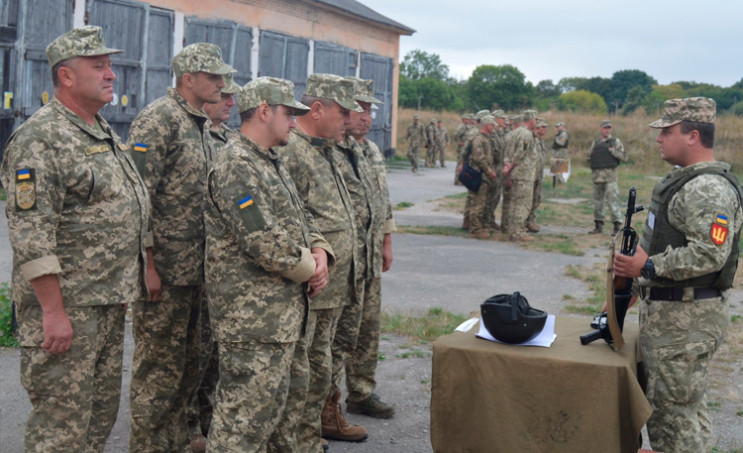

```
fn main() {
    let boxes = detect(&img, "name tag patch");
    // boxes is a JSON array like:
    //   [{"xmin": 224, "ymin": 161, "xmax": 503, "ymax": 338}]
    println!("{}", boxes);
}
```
[{"xmin": 84, "ymin": 144, "xmax": 111, "ymax": 156}]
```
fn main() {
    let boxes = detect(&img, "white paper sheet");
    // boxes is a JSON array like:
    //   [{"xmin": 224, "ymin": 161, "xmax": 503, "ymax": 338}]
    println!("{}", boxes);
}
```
[
  {"xmin": 476, "ymin": 314, "xmax": 556, "ymax": 347},
  {"xmin": 453, "ymin": 317, "xmax": 480, "ymax": 333}
]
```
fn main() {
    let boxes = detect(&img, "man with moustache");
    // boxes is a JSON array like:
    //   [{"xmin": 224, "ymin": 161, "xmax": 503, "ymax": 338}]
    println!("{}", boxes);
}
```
[
  {"xmin": 204, "ymin": 77, "xmax": 334, "ymax": 452},
  {"xmin": 127, "ymin": 42, "xmax": 235, "ymax": 451},
  {"xmin": 1, "ymin": 26, "xmax": 149, "ymax": 451}
]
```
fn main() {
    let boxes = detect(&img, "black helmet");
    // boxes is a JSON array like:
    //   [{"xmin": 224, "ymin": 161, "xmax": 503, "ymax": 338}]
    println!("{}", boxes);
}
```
[{"xmin": 481, "ymin": 292, "xmax": 547, "ymax": 344}]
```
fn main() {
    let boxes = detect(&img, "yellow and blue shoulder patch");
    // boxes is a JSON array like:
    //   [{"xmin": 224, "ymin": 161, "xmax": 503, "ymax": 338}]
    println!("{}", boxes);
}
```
[
  {"xmin": 133, "ymin": 143, "xmax": 148, "ymax": 153},
  {"xmin": 238, "ymin": 195, "xmax": 254, "ymax": 209},
  {"xmin": 15, "ymin": 168, "xmax": 36, "ymax": 211},
  {"xmin": 711, "ymin": 213, "xmax": 729, "ymax": 246},
  {"xmin": 16, "ymin": 168, "xmax": 31, "ymax": 181}
]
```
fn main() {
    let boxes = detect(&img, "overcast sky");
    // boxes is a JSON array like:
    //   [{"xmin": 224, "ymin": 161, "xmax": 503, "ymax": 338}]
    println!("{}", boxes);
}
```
[{"xmin": 362, "ymin": 0, "xmax": 743, "ymax": 88}]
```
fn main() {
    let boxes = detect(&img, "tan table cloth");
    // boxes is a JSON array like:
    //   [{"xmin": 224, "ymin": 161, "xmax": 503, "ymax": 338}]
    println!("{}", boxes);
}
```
[{"xmin": 431, "ymin": 316, "xmax": 651, "ymax": 453}]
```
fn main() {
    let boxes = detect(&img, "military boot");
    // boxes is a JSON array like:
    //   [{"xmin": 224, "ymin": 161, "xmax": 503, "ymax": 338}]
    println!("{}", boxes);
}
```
[
  {"xmin": 346, "ymin": 393, "xmax": 395, "ymax": 419},
  {"xmin": 461, "ymin": 216, "xmax": 470, "ymax": 231},
  {"xmin": 321, "ymin": 390, "xmax": 368, "ymax": 442},
  {"xmin": 613, "ymin": 221, "xmax": 622, "ymax": 235},
  {"xmin": 588, "ymin": 221, "xmax": 603, "ymax": 234}
]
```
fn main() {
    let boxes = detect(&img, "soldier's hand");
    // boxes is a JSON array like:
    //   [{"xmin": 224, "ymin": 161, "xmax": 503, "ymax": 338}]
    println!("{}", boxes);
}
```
[
  {"xmin": 146, "ymin": 248, "xmax": 162, "ymax": 302},
  {"xmin": 503, "ymin": 162, "xmax": 514, "ymax": 174},
  {"xmin": 41, "ymin": 309, "xmax": 73, "ymax": 354},
  {"xmin": 382, "ymin": 233, "xmax": 393, "ymax": 272},
  {"xmin": 613, "ymin": 246, "xmax": 647, "ymax": 278},
  {"xmin": 487, "ymin": 170, "xmax": 497, "ymax": 180},
  {"xmin": 308, "ymin": 248, "xmax": 329, "ymax": 297}
]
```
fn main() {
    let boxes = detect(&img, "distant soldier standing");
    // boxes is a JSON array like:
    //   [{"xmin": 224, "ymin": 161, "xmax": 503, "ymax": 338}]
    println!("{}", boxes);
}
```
[
  {"xmin": 1, "ymin": 26, "xmax": 149, "ymax": 451},
  {"xmin": 466, "ymin": 115, "xmax": 498, "ymax": 239},
  {"xmin": 614, "ymin": 97, "xmax": 743, "ymax": 453},
  {"xmin": 485, "ymin": 110, "xmax": 507, "ymax": 229},
  {"xmin": 127, "ymin": 43, "xmax": 235, "ymax": 452},
  {"xmin": 503, "ymin": 110, "xmax": 539, "ymax": 242},
  {"xmin": 550, "ymin": 121, "xmax": 570, "ymax": 184},
  {"xmin": 525, "ymin": 118, "xmax": 548, "ymax": 233},
  {"xmin": 434, "ymin": 119, "xmax": 450, "ymax": 167},
  {"xmin": 587, "ymin": 120, "xmax": 627, "ymax": 234},
  {"xmin": 453, "ymin": 113, "xmax": 471, "ymax": 184},
  {"xmin": 405, "ymin": 114, "xmax": 426, "ymax": 172},
  {"xmin": 425, "ymin": 118, "xmax": 436, "ymax": 167}
]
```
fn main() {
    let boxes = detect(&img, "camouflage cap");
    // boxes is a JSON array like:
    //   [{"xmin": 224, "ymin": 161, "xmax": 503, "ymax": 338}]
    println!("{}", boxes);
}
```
[
  {"xmin": 600, "ymin": 119, "xmax": 612, "ymax": 128},
  {"xmin": 537, "ymin": 118, "xmax": 548, "ymax": 128},
  {"xmin": 462, "ymin": 113, "xmax": 474, "ymax": 120},
  {"xmin": 238, "ymin": 77, "xmax": 310, "ymax": 115},
  {"xmin": 172, "ymin": 43, "xmax": 236, "ymax": 78},
  {"xmin": 555, "ymin": 121, "xmax": 565, "ymax": 127},
  {"xmin": 347, "ymin": 77, "xmax": 382, "ymax": 104},
  {"xmin": 475, "ymin": 109, "xmax": 491, "ymax": 119},
  {"xmin": 491, "ymin": 109, "xmax": 506, "ymax": 119},
  {"xmin": 46, "ymin": 26, "xmax": 123, "ymax": 68},
  {"xmin": 649, "ymin": 97, "xmax": 716, "ymax": 128},
  {"xmin": 480, "ymin": 115, "xmax": 496, "ymax": 126},
  {"xmin": 522, "ymin": 110, "xmax": 538, "ymax": 120},
  {"xmin": 414, "ymin": 114, "xmax": 420, "ymax": 119},
  {"xmin": 304, "ymin": 73, "xmax": 362, "ymax": 112},
  {"xmin": 221, "ymin": 74, "xmax": 241, "ymax": 94},
  {"xmin": 430, "ymin": 118, "xmax": 436, "ymax": 123},
  {"xmin": 511, "ymin": 114, "xmax": 524, "ymax": 123}
]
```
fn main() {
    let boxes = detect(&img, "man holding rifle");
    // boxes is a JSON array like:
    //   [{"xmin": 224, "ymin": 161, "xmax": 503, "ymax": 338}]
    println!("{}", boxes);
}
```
[{"xmin": 614, "ymin": 97, "xmax": 743, "ymax": 453}]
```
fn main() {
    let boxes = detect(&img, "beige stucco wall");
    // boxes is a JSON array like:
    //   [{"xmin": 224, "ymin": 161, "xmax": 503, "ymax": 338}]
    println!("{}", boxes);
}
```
[{"xmin": 145, "ymin": 0, "xmax": 403, "ymax": 143}]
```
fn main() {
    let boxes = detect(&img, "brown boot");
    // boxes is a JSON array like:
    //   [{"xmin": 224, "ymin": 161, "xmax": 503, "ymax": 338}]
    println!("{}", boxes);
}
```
[
  {"xmin": 321, "ymin": 390, "xmax": 368, "ymax": 442},
  {"xmin": 588, "ymin": 221, "xmax": 603, "ymax": 234},
  {"xmin": 613, "ymin": 221, "xmax": 622, "ymax": 235},
  {"xmin": 526, "ymin": 223, "xmax": 540, "ymax": 233},
  {"xmin": 462, "ymin": 217, "xmax": 470, "ymax": 231},
  {"xmin": 471, "ymin": 229, "xmax": 492, "ymax": 240}
]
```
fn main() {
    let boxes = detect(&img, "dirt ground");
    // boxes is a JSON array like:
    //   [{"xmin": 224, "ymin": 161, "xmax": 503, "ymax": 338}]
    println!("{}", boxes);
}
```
[{"xmin": 1, "ymin": 161, "xmax": 742, "ymax": 452}]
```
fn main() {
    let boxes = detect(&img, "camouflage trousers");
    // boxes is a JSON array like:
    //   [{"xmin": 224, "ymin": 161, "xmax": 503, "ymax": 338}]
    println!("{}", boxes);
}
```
[
  {"xmin": 526, "ymin": 173, "xmax": 543, "ymax": 226},
  {"xmin": 501, "ymin": 182, "xmax": 512, "ymax": 231},
  {"xmin": 130, "ymin": 284, "xmax": 205, "ymax": 453},
  {"xmin": 592, "ymin": 180, "xmax": 622, "ymax": 223},
  {"xmin": 639, "ymin": 295, "xmax": 729, "ymax": 453},
  {"xmin": 19, "ymin": 303, "xmax": 126, "ymax": 453},
  {"xmin": 406, "ymin": 145, "xmax": 420, "ymax": 171},
  {"xmin": 270, "ymin": 310, "xmax": 316, "ymax": 452},
  {"xmin": 334, "ymin": 277, "xmax": 383, "ymax": 402},
  {"xmin": 425, "ymin": 145, "xmax": 435, "ymax": 167},
  {"xmin": 462, "ymin": 190, "xmax": 472, "ymax": 226},
  {"xmin": 504, "ymin": 178, "xmax": 534, "ymax": 238},
  {"xmin": 206, "ymin": 340, "xmax": 295, "ymax": 452},
  {"xmin": 454, "ymin": 145, "xmax": 464, "ymax": 184},
  {"xmin": 435, "ymin": 144, "xmax": 446, "ymax": 167},
  {"xmin": 485, "ymin": 167, "xmax": 503, "ymax": 226},
  {"xmin": 188, "ymin": 298, "xmax": 218, "ymax": 438},
  {"xmin": 296, "ymin": 307, "xmax": 343, "ymax": 453},
  {"xmin": 469, "ymin": 179, "xmax": 492, "ymax": 233}
]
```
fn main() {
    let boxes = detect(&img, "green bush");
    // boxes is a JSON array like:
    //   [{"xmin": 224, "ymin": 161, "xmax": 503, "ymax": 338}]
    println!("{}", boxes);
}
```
[{"xmin": 0, "ymin": 282, "xmax": 19, "ymax": 347}]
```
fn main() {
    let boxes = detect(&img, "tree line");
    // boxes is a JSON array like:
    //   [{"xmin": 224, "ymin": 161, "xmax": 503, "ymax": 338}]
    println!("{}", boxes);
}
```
[{"xmin": 399, "ymin": 49, "xmax": 743, "ymax": 115}]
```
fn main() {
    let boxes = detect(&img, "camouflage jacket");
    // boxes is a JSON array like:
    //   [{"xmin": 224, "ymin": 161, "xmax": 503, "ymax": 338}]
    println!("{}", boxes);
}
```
[
  {"xmin": 536, "ymin": 138, "xmax": 547, "ymax": 178},
  {"xmin": 406, "ymin": 122, "xmax": 426, "ymax": 147},
  {"xmin": 205, "ymin": 134, "xmax": 334, "ymax": 343},
  {"xmin": 281, "ymin": 128, "xmax": 357, "ymax": 309},
  {"xmin": 128, "ymin": 88, "xmax": 214, "ymax": 286},
  {"xmin": 504, "ymin": 126, "xmax": 538, "ymax": 181},
  {"xmin": 435, "ymin": 127, "xmax": 450, "ymax": 148},
  {"xmin": 588, "ymin": 135, "xmax": 626, "ymax": 183},
  {"xmin": 454, "ymin": 123, "xmax": 467, "ymax": 145},
  {"xmin": 210, "ymin": 124, "xmax": 238, "ymax": 148},
  {"xmin": 490, "ymin": 128, "xmax": 506, "ymax": 169},
  {"xmin": 425, "ymin": 123, "xmax": 436, "ymax": 147},
  {"xmin": 468, "ymin": 132, "xmax": 494, "ymax": 177},
  {"xmin": 2, "ymin": 97, "xmax": 149, "ymax": 308}
]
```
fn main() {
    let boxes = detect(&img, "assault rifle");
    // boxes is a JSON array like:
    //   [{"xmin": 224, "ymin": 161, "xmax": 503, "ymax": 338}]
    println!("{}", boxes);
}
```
[{"xmin": 580, "ymin": 187, "xmax": 643, "ymax": 351}]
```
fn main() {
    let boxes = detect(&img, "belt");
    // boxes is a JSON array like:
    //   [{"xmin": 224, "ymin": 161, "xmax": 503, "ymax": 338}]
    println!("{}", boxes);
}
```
[{"xmin": 642, "ymin": 287, "xmax": 721, "ymax": 301}]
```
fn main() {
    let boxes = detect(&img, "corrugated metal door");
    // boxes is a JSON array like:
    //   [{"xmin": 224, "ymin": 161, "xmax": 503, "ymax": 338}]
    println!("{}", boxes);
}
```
[
  {"xmin": 144, "ymin": 7, "xmax": 173, "ymax": 107},
  {"xmin": 185, "ymin": 17, "xmax": 252, "ymax": 128},
  {"xmin": 314, "ymin": 41, "xmax": 356, "ymax": 76},
  {"xmin": 259, "ymin": 30, "xmax": 308, "ymax": 100},
  {"xmin": 0, "ymin": 0, "xmax": 21, "ymax": 163},
  {"xmin": 360, "ymin": 53, "xmax": 393, "ymax": 156}
]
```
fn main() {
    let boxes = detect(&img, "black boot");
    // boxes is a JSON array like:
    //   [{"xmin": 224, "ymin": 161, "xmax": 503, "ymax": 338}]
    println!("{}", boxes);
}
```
[{"xmin": 588, "ymin": 221, "xmax": 603, "ymax": 234}]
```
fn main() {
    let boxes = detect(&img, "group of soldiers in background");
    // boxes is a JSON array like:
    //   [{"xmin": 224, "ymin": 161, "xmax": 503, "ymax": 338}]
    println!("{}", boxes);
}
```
[
  {"xmin": 2, "ymin": 26, "xmax": 395, "ymax": 453},
  {"xmin": 404, "ymin": 114, "xmax": 450, "ymax": 171}
]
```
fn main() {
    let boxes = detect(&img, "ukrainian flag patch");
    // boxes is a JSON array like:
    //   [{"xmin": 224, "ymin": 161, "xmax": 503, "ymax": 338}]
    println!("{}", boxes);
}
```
[
  {"xmin": 715, "ymin": 213, "xmax": 728, "ymax": 226},
  {"xmin": 133, "ymin": 143, "xmax": 148, "ymax": 153},
  {"xmin": 16, "ymin": 169, "xmax": 31, "ymax": 180},
  {"xmin": 238, "ymin": 195, "xmax": 254, "ymax": 209}
]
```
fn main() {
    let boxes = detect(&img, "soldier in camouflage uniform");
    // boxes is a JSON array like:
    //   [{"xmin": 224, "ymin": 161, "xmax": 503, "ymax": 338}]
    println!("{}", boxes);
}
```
[
  {"xmin": 525, "ymin": 118, "xmax": 548, "ymax": 233},
  {"xmin": 203, "ymin": 77, "xmax": 334, "ymax": 453},
  {"xmin": 186, "ymin": 74, "xmax": 241, "ymax": 451},
  {"xmin": 325, "ymin": 78, "xmax": 396, "ymax": 440},
  {"xmin": 614, "ymin": 97, "xmax": 743, "ymax": 453},
  {"xmin": 1, "ymin": 26, "xmax": 149, "ymax": 452},
  {"xmin": 503, "ymin": 110, "xmax": 539, "ymax": 242},
  {"xmin": 587, "ymin": 120, "xmax": 627, "ymax": 235},
  {"xmin": 405, "ymin": 114, "xmax": 426, "ymax": 172},
  {"xmin": 424, "ymin": 119, "xmax": 436, "ymax": 167},
  {"xmin": 453, "ymin": 113, "xmax": 471, "ymax": 185},
  {"xmin": 459, "ymin": 112, "xmax": 488, "ymax": 231},
  {"xmin": 127, "ymin": 42, "xmax": 235, "ymax": 452},
  {"xmin": 485, "ymin": 110, "xmax": 507, "ymax": 229},
  {"xmin": 274, "ymin": 73, "xmax": 364, "ymax": 452},
  {"xmin": 500, "ymin": 113, "xmax": 524, "ymax": 231},
  {"xmin": 434, "ymin": 119, "xmax": 450, "ymax": 167},
  {"xmin": 466, "ymin": 115, "xmax": 498, "ymax": 239}
]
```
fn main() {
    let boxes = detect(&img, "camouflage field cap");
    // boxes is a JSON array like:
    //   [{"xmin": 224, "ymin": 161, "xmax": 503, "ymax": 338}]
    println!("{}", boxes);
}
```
[
  {"xmin": 238, "ymin": 77, "xmax": 310, "ymax": 115},
  {"xmin": 172, "ymin": 43, "xmax": 236, "ymax": 78},
  {"xmin": 523, "ymin": 110, "xmax": 538, "ymax": 120},
  {"xmin": 537, "ymin": 118, "xmax": 548, "ymax": 128},
  {"xmin": 348, "ymin": 77, "xmax": 382, "ymax": 104},
  {"xmin": 511, "ymin": 113, "xmax": 523, "ymax": 123},
  {"xmin": 414, "ymin": 114, "xmax": 420, "ymax": 119},
  {"xmin": 46, "ymin": 26, "xmax": 123, "ymax": 68},
  {"xmin": 649, "ymin": 97, "xmax": 716, "ymax": 128},
  {"xmin": 475, "ymin": 109, "xmax": 491, "ymax": 119},
  {"xmin": 462, "ymin": 113, "xmax": 474, "ymax": 120},
  {"xmin": 555, "ymin": 121, "xmax": 565, "ymax": 127},
  {"xmin": 480, "ymin": 115, "xmax": 496, "ymax": 126},
  {"xmin": 304, "ymin": 73, "xmax": 362, "ymax": 112},
  {"xmin": 222, "ymin": 74, "xmax": 241, "ymax": 94},
  {"xmin": 600, "ymin": 119, "xmax": 612, "ymax": 128},
  {"xmin": 491, "ymin": 109, "xmax": 506, "ymax": 119}
]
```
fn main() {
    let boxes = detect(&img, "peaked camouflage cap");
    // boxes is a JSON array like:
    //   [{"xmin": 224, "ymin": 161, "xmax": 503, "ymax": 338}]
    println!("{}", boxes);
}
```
[
  {"xmin": 303, "ymin": 73, "xmax": 362, "ymax": 112},
  {"xmin": 537, "ymin": 118, "xmax": 548, "ymax": 127},
  {"xmin": 172, "ymin": 43, "xmax": 236, "ymax": 78},
  {"xmin": 522, "ymin": 110, "xmax": 538, "ymax": 120},
  {"xmin": 555, "ymin": 121, "xmax": 565, "ymax": 127},
  {"xmin": 46, "ymin": 26, "xmax": 123, "ymax": 68},
  {"xmin": 238, "ymin": 77, "xmax": 310, "ymax": 115},
  {"xmin": 221, "ymin": 74, "xmax": 241, "ymax": 94},
  {"xmin": 480, "ymin": 115, "xmax": 496, "ymax": 126},
  {"xmin": 511, "ymin": 113, "xmax": 523, "ymax": 123},
  {"xmin": 491, "ymin": 110, "xmax": 506, "ymax": 119},
  {"xmin": 347, "ymin": 76, "xmax": 382, "ymax": 104},
  {"xmin": 475, "ymin": 109, "xmax": 491, "ymax": 120},
  {"xmin": 649, "ymin": 97, "xmax": 716, "ymax": 128}
]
